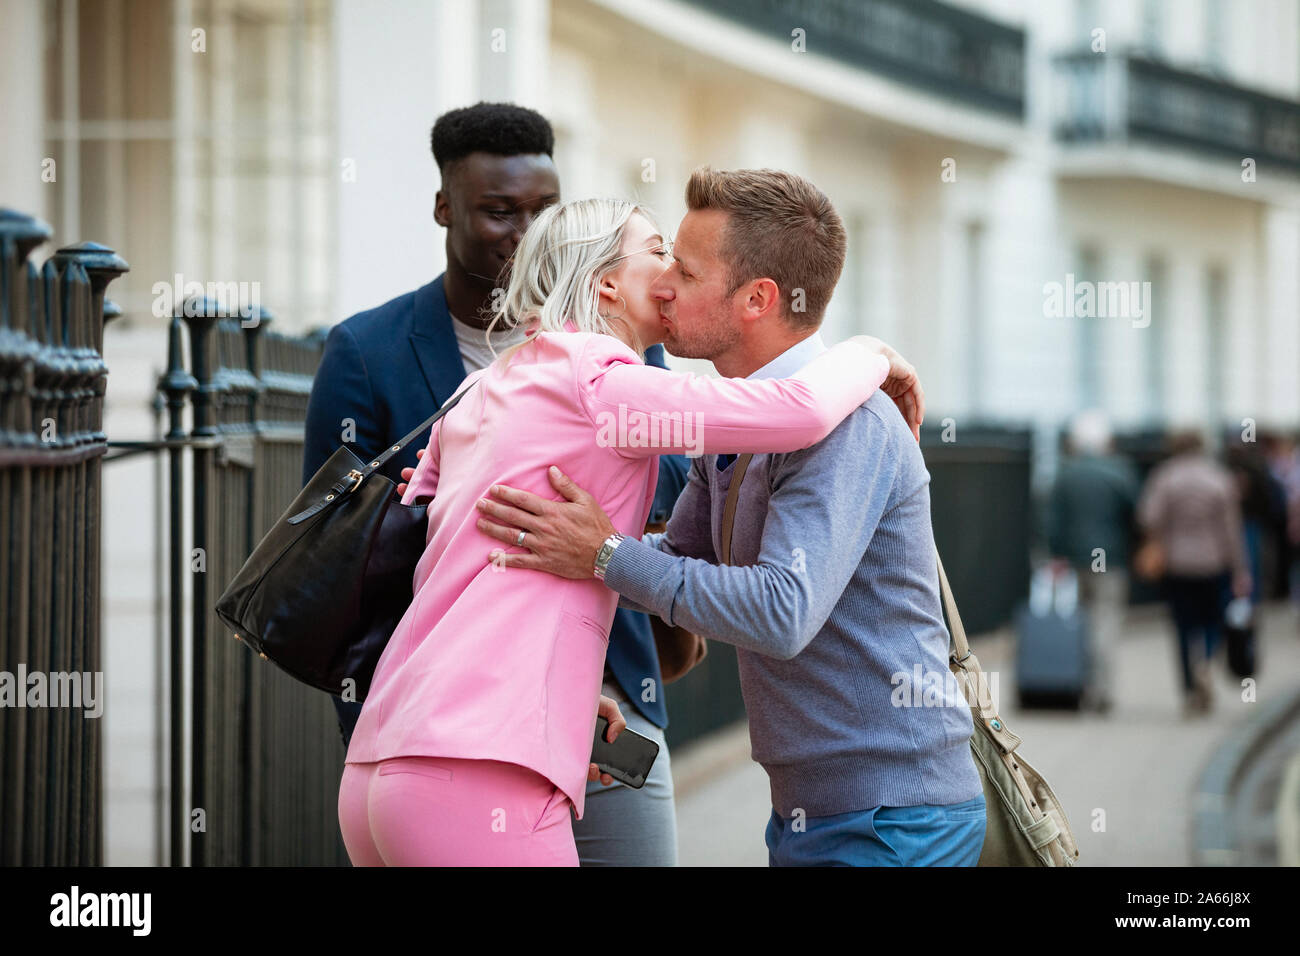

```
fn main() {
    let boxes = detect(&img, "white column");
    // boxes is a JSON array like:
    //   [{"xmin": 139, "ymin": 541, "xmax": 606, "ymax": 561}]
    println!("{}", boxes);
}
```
[
  {"xmin": 1100, "ymin": 247, "xmax": 1147, "ymax": 428},
  {"xmin": 1164, "ymin": 256, "xmax": 1206, "ymax": 428},
  {"xmin": 211, "ymin": 4, "xmax": 238, "ymax": 285},
  {"xmin": 934, "ymin": 210, "xmax": 967, "ymax": 418},
  {"xmin": 438, "ymin": 0, "xmax": 479, "ymax": 108},
  {"xmin": 867, "ymin": 204, "xmax": 903, "ymax": 352},
  {"xmin": 1262, "ymin": 206, "xmax": 1300, "ymax": 426},
  {"xmin": 478, "ymin": 0, "xmax": 551, "ymax": 109},
  {"xmin": 546, "ymin": 44, "xmax": 599, "ymax": 199},
  {"xmin": 1223, "ymin": 232, "xmax": 1261, "ymax": 430},
  {"xmin": 896, "ymin": 190, "xmax": 951, "ymax": 413},
  {"xmin": 0, "ymin": 0, "xmax": 49, "ymax": 221},
  {"xmin": 820, "ymin": 206, "xmax": 866, "ymax": 347},
  {"xmin": 333, "ymin": 0, "xmax": 474, "ymax": 319},
  {"xmin": 984, "ymin": 152, "xmax": 1063, "ymax": 428}
]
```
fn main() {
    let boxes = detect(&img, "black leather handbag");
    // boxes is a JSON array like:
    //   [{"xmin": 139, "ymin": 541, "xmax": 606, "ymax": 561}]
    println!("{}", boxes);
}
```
[{"xmin": 214, "ymin": 385, "xmax": 472, "ymax": 701}]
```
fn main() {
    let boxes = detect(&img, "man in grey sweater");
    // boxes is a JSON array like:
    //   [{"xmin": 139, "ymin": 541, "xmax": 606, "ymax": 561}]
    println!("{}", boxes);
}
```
[{"xmin": 476, "ymin": 167, "xmax": 986, "ymax": 866}]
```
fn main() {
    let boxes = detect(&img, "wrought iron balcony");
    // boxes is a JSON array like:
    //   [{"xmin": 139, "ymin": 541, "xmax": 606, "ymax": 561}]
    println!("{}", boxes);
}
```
[
  {"xmin": 1054, "ymin": 51, "xmax": 1300, "ymax": 171},
  {"xmin": 687, "ymin": 0, "xmax": 1025, "ymax": 116}
]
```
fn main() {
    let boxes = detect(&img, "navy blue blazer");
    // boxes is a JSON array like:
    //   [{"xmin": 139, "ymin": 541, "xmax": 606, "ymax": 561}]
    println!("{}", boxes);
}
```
[{"xmin": 302, "ymin": 274, "xmax": 687, "ymax": 742}]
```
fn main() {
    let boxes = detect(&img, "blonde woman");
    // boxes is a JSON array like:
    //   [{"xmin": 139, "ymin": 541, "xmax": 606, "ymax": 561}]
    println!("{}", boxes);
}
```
[{"xmin": 337, "ymin": 197, "xmax": 897, "ymax": 865}]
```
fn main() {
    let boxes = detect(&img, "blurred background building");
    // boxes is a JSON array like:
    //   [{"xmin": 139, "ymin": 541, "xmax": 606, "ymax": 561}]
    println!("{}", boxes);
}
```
[{"xmin": 3, "ymin": 0, "xmax": 1299, "ymax": 864}]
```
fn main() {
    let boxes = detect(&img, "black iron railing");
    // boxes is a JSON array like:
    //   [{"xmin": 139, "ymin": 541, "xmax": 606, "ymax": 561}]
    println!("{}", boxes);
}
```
[
  {"xmin": 107, "ymin": 298, "xmax": 344, "ymax": 866},
  {"xmin": 687, "ymin": 0, "xmax": 1026, "ymax": 116},
  {"xmin": 1054, "ymin": 51, "xmax": 1300, "ymax": 171},
  {"xmin": 0, "ymin": 208, "xmax": 127, "ymax": 865}
]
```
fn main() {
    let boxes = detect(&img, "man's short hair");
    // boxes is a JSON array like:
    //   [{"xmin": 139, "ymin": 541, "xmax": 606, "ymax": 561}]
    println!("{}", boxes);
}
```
[
  {"xmin": 430, "ymin": 102, "xmax": 555, "ymax": 174},
  {"xmin": 1168, "ymin": 429, "xmax": 1206, "ymax": 456},
  {"xmin": 685, "ymin": 167, "xmax": 846, "ymax": 330}
]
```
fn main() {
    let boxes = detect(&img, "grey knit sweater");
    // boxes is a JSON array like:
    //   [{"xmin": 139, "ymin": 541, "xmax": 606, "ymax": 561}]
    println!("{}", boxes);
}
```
[{"xmin": 603, "ymin": 388, "xmax": 983, "ymax": 817}]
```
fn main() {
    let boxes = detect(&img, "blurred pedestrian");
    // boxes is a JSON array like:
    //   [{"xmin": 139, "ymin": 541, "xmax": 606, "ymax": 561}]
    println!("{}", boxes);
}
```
[
  {"xmin": 1263, "ymin": 432, "xmax": 1300, "ymax": 611},
  {"xmin": 1046, "ymin": 410, "xmax": 1139, "ymax": 713},
  {"xmin": 1225, "ymin": 441, "xmax": 1286, "ymax": 604},
  {"xmin": 1137, "ymin": 430, "xmax": 1251, "ymax": 716}
]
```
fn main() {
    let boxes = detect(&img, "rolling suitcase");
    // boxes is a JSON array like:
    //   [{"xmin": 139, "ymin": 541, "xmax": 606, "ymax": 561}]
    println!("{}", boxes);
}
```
[{"xmin": 1015, "ymin": 563, "xmax": 1092, "ymax": 709}]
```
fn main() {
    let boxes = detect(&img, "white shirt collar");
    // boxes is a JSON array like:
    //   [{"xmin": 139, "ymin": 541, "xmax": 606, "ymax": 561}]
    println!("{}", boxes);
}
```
[{"xmin": 746, "ymin": 331, "xmax": 828, "ymax": 380}]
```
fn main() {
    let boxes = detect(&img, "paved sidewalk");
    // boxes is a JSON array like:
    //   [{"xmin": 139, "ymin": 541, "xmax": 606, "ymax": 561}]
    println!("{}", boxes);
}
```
[{"xmin": 671, "ymin": 602, "xmax": 1300, "ymax": 866}]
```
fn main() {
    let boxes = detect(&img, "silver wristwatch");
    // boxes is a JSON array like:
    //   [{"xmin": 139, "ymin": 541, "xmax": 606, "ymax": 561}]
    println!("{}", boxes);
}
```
[{"xmin": 593, "ymin": 532, "xmax": 625, "ymax": 580}]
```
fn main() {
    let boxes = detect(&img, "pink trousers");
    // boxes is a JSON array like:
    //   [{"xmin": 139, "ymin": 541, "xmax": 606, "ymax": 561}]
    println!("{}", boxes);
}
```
[{"xmin": 338, "ymin": 755, "xmax": 578, "ymax": 866}]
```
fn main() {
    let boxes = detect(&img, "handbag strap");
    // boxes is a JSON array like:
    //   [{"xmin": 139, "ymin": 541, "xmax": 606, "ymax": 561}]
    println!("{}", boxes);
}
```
[
  {"xmin": 938, "ymin": 550, "xmax": 1025, "ymax": 754},
  {"xmin": 719, "ymin": 453, "xmax": 753, "ymax": 565},
  {"xmin": 936, "ymin": 553, "xmax": 971, "ymax": 663},
  {"xmin": 287, "ymin": 382, "xmax": 475, "ymax": 525}
]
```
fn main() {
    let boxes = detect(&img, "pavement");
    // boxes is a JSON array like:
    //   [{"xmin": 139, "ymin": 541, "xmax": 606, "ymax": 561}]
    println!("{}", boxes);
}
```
[{"xmin": 669, "ymin": 600, "xmax": 1300, "ymax": 866}]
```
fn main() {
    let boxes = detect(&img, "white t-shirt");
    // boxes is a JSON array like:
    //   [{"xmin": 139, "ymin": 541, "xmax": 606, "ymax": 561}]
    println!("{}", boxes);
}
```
[{"xmin": 450, "ymin": 313, "xmax": 526, "ymax": 373}]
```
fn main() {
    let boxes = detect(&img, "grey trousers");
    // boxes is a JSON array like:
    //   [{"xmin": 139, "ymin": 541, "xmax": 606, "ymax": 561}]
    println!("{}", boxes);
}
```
[
  {"xmin": 1079, "ymin": 569, "xmax": 1127, "ymax": 708},
  {"xmin": 572, "ymin": 679, "xmax": 679, "ymax": 866}
]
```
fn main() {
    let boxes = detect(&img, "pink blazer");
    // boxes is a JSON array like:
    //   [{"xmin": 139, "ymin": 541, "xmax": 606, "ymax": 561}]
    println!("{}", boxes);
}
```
[{"xmin": 343, "ymin": 328, "xmax": 889, "ymax": 816}]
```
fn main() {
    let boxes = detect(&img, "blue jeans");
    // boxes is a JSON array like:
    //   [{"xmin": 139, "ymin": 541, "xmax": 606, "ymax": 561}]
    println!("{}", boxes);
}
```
[{"xmin": 765, "ymin": 793, "xmax": 986, "ymax": 866}]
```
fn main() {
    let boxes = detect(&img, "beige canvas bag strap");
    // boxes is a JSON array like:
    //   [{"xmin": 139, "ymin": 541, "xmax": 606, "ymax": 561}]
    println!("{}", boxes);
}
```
[
  {"xmin": 941, "ymin": 554, "xmax": 1019, "ymax": 749},
  {"xmin": 719, "ymin": 454, "xmax": 754, "ymax": 565},
  {"xmin": 939, "ymin": 552, "xmax": 1070, "ymax": 859},
  {"xmin": 937, "ymin": 551, "xmax": 1024, "ymax": 753},
  {"xmin": 936, "ymin": 554, "xmax": 971, "ymax": 663}
]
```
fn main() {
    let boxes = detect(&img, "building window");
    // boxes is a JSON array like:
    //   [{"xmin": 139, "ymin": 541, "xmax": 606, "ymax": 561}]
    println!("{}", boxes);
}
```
[
  {"xmin": 43, "ymin": 0, "xmax": 176, "ymax": 324},
  {"xmin": 41, "ymin": 0, "xmax": 335, "ymax": 331}
]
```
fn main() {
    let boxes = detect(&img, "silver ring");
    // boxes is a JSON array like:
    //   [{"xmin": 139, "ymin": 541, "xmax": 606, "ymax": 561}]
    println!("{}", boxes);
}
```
[{"xmin": 516, "ymin": 530, "xmax": 526, "ymax": 547}]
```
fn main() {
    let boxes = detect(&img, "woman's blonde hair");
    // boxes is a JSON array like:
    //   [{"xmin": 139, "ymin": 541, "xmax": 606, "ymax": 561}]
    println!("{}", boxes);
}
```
[{"xmin": 485, "ymin": 197, "xmax": 657, "ymax": 362}]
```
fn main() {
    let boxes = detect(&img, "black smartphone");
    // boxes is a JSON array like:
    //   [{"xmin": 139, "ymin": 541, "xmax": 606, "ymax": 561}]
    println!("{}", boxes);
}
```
[{"xmin": 591, "ymin": 715, "xmax": 660, "ymax": 789}]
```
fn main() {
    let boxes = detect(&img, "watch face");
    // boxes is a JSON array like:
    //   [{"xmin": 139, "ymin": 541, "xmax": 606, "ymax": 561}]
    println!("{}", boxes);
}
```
[{"xmin": 595, "ymin": 535, "xmax": 621, "ymax": 577}]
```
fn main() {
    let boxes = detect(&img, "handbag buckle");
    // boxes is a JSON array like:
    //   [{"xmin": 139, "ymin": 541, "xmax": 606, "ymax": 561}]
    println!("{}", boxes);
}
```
[{"xmin": 345, "ymin": 469, "xmax": 364, "ymax": 493}]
